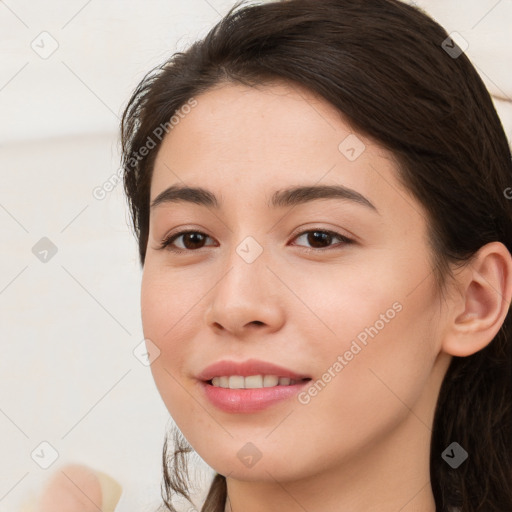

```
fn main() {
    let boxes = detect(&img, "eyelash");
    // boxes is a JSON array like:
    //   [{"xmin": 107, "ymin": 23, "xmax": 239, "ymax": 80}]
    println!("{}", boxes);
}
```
[{"xmin": 158, "ymin": 228, "xmax": 353, "ymax": 254}]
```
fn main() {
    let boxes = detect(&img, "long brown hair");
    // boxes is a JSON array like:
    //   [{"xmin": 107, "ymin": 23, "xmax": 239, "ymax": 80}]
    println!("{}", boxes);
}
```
[{"xmin": 120, "ymin": 1, "xmax": 512, "ymax": 510}]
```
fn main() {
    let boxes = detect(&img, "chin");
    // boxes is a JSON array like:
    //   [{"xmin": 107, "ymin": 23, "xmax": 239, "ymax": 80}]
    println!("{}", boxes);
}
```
[{"xmin": 204, "ymin": 451, "xmax": 310, "ymax": 483}]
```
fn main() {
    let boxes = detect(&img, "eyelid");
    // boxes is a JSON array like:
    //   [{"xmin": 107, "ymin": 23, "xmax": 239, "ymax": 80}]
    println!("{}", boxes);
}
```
[{"xmin": 288, "ymin": 224, "xmax": 354, "ymax": 242}]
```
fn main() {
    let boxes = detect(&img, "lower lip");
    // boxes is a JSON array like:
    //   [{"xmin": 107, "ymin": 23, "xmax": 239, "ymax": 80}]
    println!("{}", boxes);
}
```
[{"xmin": 200, "ymin": 380, "xmax": 311, "ymax": 413}]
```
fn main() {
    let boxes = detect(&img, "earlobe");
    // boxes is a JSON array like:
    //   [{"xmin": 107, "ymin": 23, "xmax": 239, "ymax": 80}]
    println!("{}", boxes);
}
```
[{"xmin": 442, "ymin": 241, "xmax": 512, "ymax": 357}]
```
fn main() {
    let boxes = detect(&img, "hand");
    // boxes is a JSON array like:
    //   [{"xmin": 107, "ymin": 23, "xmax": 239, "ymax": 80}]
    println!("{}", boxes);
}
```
[{"xmin": 35, "ymin": 463, "xmax": 122, "ymax": 512}]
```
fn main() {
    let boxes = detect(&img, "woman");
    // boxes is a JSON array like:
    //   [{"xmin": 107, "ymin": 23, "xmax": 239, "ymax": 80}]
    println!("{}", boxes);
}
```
[
  {"xmin": 34, "ymin": 0, "xmax": 512, "ymax": 511},
  {"xmin": 119, "ymin": 0, "xmax": 512, "ymax": 511}
]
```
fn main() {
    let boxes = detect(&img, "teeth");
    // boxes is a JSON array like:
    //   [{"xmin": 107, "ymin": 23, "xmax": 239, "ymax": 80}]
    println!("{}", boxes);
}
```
[
  {"xmin": 264, "ymin": 375, "xmax": 280, "ymax": 388},
  {"xmin": 210, "ymin": 375, "xmax": 300, "ymax": 389},
  {"xmin": 228, "ymin": 376, "xmax": 244, "ymax": 389}
]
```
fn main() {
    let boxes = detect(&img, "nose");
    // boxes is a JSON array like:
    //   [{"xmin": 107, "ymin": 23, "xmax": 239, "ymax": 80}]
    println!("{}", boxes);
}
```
[{"xmin": 204, "ymin": 249, "xmax": 285, "ymax": 338}]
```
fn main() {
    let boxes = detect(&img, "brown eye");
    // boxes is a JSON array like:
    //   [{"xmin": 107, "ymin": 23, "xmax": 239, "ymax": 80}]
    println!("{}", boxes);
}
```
[
  {"xmin": 160, "ymin": 231, "xmax": 214, "ymax": 252},
  {"xmin": 292, "ymin": 229, "xmax": 353, "ymax": 252}
]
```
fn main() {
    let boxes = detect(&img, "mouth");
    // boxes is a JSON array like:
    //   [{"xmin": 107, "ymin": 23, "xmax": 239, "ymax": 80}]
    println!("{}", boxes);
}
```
[{"xmin": 196, "ymin": 359, "xmax": 313, "ymax": 412}]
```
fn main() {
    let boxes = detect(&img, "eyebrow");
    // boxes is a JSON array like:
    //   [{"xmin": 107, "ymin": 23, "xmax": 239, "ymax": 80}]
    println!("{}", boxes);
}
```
[{"xmin": 150, "ymin": 183, "xmax": 379, "ymax": 213}]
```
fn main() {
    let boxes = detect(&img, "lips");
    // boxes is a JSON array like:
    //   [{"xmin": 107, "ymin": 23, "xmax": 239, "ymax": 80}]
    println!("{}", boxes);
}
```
[{"xmin": 196, "ymin": 358, "xmax": 311, "ymax": 382}]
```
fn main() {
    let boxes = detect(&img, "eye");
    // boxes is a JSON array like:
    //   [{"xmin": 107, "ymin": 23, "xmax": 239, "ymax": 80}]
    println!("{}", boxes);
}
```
[
  {"xmin": 158, "ymin": 228, "xmax": 353, "ymax": 254},
  {"xmin": 159, "ymin": 230, "xmax": 215, "ymax": 253},
  {"xmin": 290, "ymin": 229, "xmax": 353, "ymax": 252}
]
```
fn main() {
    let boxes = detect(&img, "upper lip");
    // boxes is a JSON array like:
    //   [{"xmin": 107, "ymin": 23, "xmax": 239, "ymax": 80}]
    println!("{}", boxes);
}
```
[{"xmin": 197, "ymin": 358, "xmax": 311, "ymax": 382}]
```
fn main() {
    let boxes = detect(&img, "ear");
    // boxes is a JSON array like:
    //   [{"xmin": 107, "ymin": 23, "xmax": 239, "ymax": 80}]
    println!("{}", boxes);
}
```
[{"xmin": 441, "ymin": 241, "xmax": 512, "ymax": 357}]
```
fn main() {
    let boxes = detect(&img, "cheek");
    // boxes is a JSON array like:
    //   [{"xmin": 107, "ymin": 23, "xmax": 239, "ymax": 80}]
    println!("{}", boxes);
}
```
[
  {"xmin": 299, "ymin": 270, "xmax": 439, "ymax": 445},
  {"xmin": 140, "ymin": 263, "xmax": 203, "ymax": 346},
  {"xmin": 292, "ymin": 252, "xmax": 439, "ymax": 426},
  {"xmin": 140, "ymin": 267, "xmax": 198, "ymax": 412}
]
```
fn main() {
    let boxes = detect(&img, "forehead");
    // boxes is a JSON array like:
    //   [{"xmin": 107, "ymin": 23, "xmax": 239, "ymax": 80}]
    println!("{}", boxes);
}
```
[
  {"xmin": 150, "ymin": 81, "xmax": 416, "ymax": 219},
  {"xmin": 154, "ymin": 80, "xmax": 358, "ymax": 163}
]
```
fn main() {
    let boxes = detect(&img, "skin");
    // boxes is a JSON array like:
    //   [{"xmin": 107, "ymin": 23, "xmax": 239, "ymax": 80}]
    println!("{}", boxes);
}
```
[
  {"xmin": 141, "ymin": 81, "xmax": 512, "ymax": 512},
  {"xmin": 35, "ymin": 463, "xmax": 123, "ymax": 511},
  {"xmin": 36, "ymin": 464, "xmax": 103, "ymax": 512}
]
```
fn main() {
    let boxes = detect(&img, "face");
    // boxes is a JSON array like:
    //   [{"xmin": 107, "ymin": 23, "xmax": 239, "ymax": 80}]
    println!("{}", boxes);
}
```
[{"xmin": 141, "ymin": 81, "xmax": 449, "ymax": 483}]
